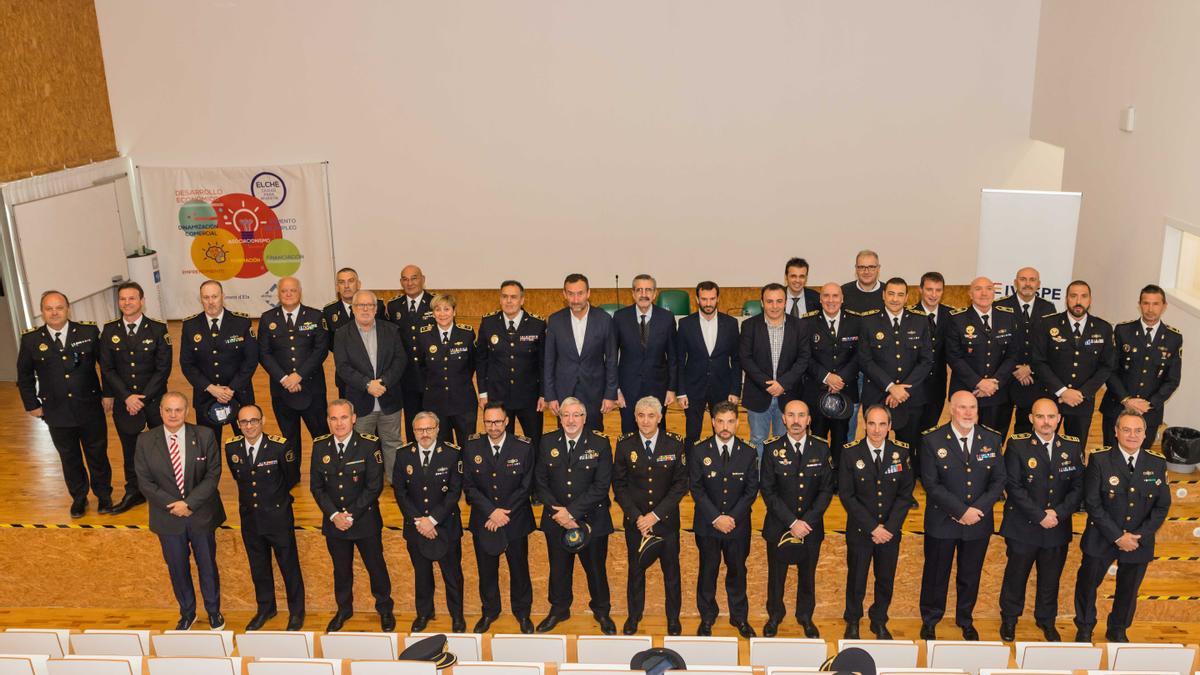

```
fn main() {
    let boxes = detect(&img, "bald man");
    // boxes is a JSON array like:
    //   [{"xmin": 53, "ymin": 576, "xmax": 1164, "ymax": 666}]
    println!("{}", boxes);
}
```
[
  {"xmin": 258, "ymin": 277, "xmax": 330, "ymax": 455},
  {"xmin": 385, "ymin": 264, "xmax": 436, "ymax": 442},
  {"xmin": 945, "ymin": 277, "xmax": 1020, "ymax": 433},
  {"xmin": 995, "ymin": 267, "xmax": 1056, "ymax": 435}
]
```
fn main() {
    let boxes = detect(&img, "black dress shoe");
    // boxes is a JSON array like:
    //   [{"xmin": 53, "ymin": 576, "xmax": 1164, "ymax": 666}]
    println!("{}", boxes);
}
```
[
  {"xmin": 667, "ymin": 620, "xmax": 682, "ymax": 636},
  {"xmin": 1105, "ymin": 628, "xmax": 1129, "ymax": 643},
  {"xmin": 381, "ymin": 612, "xmax": 397, "ymax": 632},
  {"xmin": 410, "ymin": 615, "xmax": 429, "ymax": 633},
  {"xmin": 111, "ymin": 493, "xmax": 145, "ymax": 515},
  {"xmin": 536, "ymin": 614, "xmax": 566, "ymax": 633},
  {"xmin": 870, "ymin": 621, "xmax": 893, "ymax": 640},
  {"xmin": 208, "ymin": 613, "xmax": 225, "ymax": 631},
  {"xmin": 920, "ymin": 623, "xmax": 937, "ymax": 640},
  {"xmin": 70, "ymin": 496, "xmax": 87, "ymax": 519},
  {"xmin": 622, "ymin": 618, "xmax": 639, "ymax": 635},
  {"xmin": 844, "ymin": 621, "xmax": 860, "ymax": 639},
  {"xmin": 763, "ymin": 621, "xmax": 779, "ymax": 638},
  {"xmin": 97, "ymin": 499, "xmax": 115, "ymax": 515},
  {"xmin": 1074, "ymin": 628, "xmax": 1093, "ymax": 643},
  {"xmin": 474, "ymin": 615, "xmax": 498, "ymax": 633},
  {"xmin": 175, "ymin": 614, "xmax": 196, "ymax": 631},
  {"xmin": 961, "ymin": 624, "xmax": 979, "ymax": 641},
  {"xmin": 800, "ymin": 620, "xmax": 820, "ymax": 638},
  {"xmin": 286, "ymin": 614, "xmax": 304, "ymax": 631},
  {"xmin": 1037, "ymin": 622, "xmax": 1061, "ymax": 642},
  {"xmin": 517, "ymin": 616, "xmax": 535, "ymax": 634},
  {"xmin": 451, "ymin": 616, "xmax": 466, "ymax": 633},
  {"xmin": 597, "ymin": 615, "xmax": 617, "ymax": 635},
  {"xmin": 697, "ymin": 621, "xmax": 713, "ymax": 636},
  {"xmin": 734, "ymin": 621, "xmax": 756, "ymax": 638},
  {"xmin": 245, "ymin": 608, "xmax": 277, "ymax": 631},
  {"xmin": 1000, "ymin": 620, "xmax": 1016, "ymax": 642},
  {"xmin": 326, "ymin": 611, "xmax": 352, "ymax": 632}
]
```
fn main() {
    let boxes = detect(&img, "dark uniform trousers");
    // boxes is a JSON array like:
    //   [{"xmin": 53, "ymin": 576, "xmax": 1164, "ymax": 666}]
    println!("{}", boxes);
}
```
[
  {"xmin": 1032, "ymin": 313, "xmax": 1116, "ymax": 450},
  {"xmin": 476, "ymin": 537, "xmax": 532, "ymax": 619},
  {"xmin": 919, "ymin": 424, "xmax": 1006, "ymax": 627},
  {"xmin": 613, "ymin": 432, "xmax": 688, "ymax": 623},
  {"xmin": 1074, "ymin": 448, "xmax": 1170, "ymax": 633},
  {"xmin": 258, "ymin": 305, "xmax": 331, "ymax": 457},
  {"xmin": 416, "ymin": 323, "xmax": 478, "ymax": 447},
  {"xmin": 405, "ymin": 536, "xmax": 465, "ymax": 620},
  {"xmin": 695, "ymin": 534, "xmax": 750, "ymax": 622},
  {"xmin": 179, "ymin": 312, "xmax": 259, "ymax": 444},
  {"xmin": 690, "ymin": 436, "xmax": 758, "ymax": 624},
  {"xmin": 310, "ymin": 432, "xmax": 393, "ymax": 616},
  {"xmin": 386, "ymin": 293, "xmax": 436, "ymax": 442},
  {"xmin": 476, "ymin": 310, "xmax": 548, "ymax": 449},
  {"xmin": 760, "ymin": 435, "xmax": 835, "ymax": 624},
  {"xmin": 839, "ymin": 439, "xmax": 915, "ymax": 624},
  {"xmin": 18, "ymin": 323, "xmax": 113, "ymax": 500},
  {"xmin": 998, "ymin": 433, "xmax": 1083, "ymax": 625},
  {"xmin": 394, "ymin": 441, "xmax": 465, "ymax": 620},
  {"xmin": 1100, "ymin": 320, "xmax": 1183, "ymax": 449},
  {"xmin": 803, "ymin": 310, "xmax": 862, "ymax": 469},
  {"xmin": 226, "ymin": 434, "xmax": 305, "ymax": 616},
  {"xmin": 857, "ymin": 310, "xmax": 933, "ymax": 464},
  {"xmin": 536, "ymin": 430, "xmax": 615, "ymax": 618}
]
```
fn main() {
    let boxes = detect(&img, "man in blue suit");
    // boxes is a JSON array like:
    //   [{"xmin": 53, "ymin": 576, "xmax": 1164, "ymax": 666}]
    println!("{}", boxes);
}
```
[
  {"xmin": 614, "ymin": 274, "xmax": 678, "ymax": 434},
  {"xmin": 676, "ymin": 281, "xmax": 741, "ymax": 449},
  {"xmin": 544, "ymin": 273, "xmax": 619, "ymax": 433}
]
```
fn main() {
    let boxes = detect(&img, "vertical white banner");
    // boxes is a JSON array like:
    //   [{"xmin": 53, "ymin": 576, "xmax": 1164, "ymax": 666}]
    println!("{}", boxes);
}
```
[
  {"xmin": 977, "ymin": 189, "xmax": 1082, "ymax": 311},
  {"xmin": 138, "ymin": 163, "xmax": 334, "ymax": 319}
]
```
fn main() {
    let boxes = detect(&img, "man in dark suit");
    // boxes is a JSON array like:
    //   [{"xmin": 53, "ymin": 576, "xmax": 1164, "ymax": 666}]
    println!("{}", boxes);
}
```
[
  {"xmin": 393, "ymin": 411, "xmax": 466, "ymax": 633},
  {"xmin": 613, "ymin": 274, "xmax": 678, "ymax": 434},
  {"xmin": 760, "ymin": 400, "xmax": 835, "ymax": 639},
  {"xmin": 690, "ymin": 401, "xmax": 759, "ymax": 638},
  {"xmin": 476, "ymin": 280, "xmax": 547, "ymax": 447},
  {"xmin": 17, "ymin": 290, "xmax": 112, "ymax": 518},
  {"xmin": 740, "ymin": 283, "xmax": 811, "ymax": 458},
  {"xmin": 995, "ymin": 267, "xmax": 1057, "ymax": 436},
  {"xmin": 945, "ymin": 277, "xmax": 1020, "ymax": 432},
  {"xmin": 859, "ymin": 277, "xmax": 934, "ymax": 458},
  {"xmin": 911, "ymin": 272, "xmax": 955, "ymax": 433},
  {"xmin": 675, "ymin": 281, "xmax": 741, "ymax": 450},
  {"xmin": 225, "ymin": 404, "xmax": 305, "ymax": 631},
  {"xmin": 785, "ymin": 257, "xmax": 821, "ymax": 318},
  {"xmin": 100, "ymin": 281, "xmax": 172, "ymax": 514},
  {"xmin": 179, "ymin": 280, "xmax": 257, "ymax": 442},
  {"xmin": 463, "ymin": 403, "xmax": 536, "ymax": 634},
  {"xmin": 134, "ymin": 392, "xmax": 226, "ymax": 631},
  {"xmin": 385, "ymin": 264, "xmax": 436, "ymax": 441},
  {"xmin": 613, "ymin": 397, "xmax": 688, "ymax": 636},
  {"xmin": 838, "ymin": 405, "xmax": 915, "ymax": 640},
  {"xmin": 533, "ymin": 397, "xmax": 616, "ymax": 634},
  {"xmin": 334, "ymin": 290, "xmax": 406, "ymax": 484},
  {"xmin": 1075, "ymin": 411, "xmax": 1171, "ymax": 642},
  {"xmin": 1032, "ymin": 280, "xmax": 1116, "ymax": 450},
  {"xmin": 257, "ymin": 277, "xmax": 329, "ymax": 456},
  {"xmin": 918, "ymin": 391, "xmax": 1006, "ymax": 641},
  {"xmin": 323, "ymin": 267, "xmax": 386, "ymax": 399},
  {"xmin": 1101, "ymin": 285, "xmax": 1184, "ymax": 449},
  {"xmin": 998, "ymin": 398, "xmax": 1083, "ymax": 642},
  {"xmin": 310, "ymin": 399, "xmax": 394, "ymax": 632},
  {"xmin": 803, "ymin": 282, "xmax": 862, "ymax": 466},
  {"xmin": 543, "ymin": 274, "xmax": 618, "ymax": 433},
  {"xmin": 415, "ymin": 294, "xmax": 478, "ymax": 446}
]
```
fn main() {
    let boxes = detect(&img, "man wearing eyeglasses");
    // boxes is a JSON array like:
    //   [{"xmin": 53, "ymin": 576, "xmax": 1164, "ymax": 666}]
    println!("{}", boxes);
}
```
[
  {"xmin": 323, "ymin": 268, "xmax": 386, "ymax": 398},
  {"xmin": 841, "ymin": 250, "xmax": 885, "ymax": 314},
  {"xmin": 225, "ymin": 404, "xmax": 305, "ymax": 631}
]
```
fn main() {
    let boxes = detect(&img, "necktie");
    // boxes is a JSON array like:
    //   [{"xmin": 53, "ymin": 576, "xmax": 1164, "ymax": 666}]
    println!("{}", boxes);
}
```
[
  {"xmin": 1072, "ymin": 322, "xmax": 1082, "ymax": 338},
  {"xmin": 829, "ymin": 319, "xmax": 836, "ymax": 335},
  {"xmin": 794, "ymin": 441, "xmax": 803, "ymax": 460},
  {"xmin": 127, "ymin": 323, "xmax": 136, "ymax": 337},
  {"xmin": 873, "ymin": 449, "xmax": 883, "ymax": 472},
  {"xmin": 422, "ymin": 450, "xmax": 431, "ymax": 468},
  {"xmin": 168, "ymin": 433, "xmax": 185, "ymax": 495},
  {"xmin": 928, "ymin": 313, "xmax": 936, "ymax": 328},
  {"xmin": 508, "ymin": 319, "xmax": 516, "ymax": 334},
  {"xmin": 644, "ymin": 438, "xmax": 652, "ymax": 458},
  {"xmin": 639, "ymin": 314, "xmax": 648, "ymax": 346},
  {"xmin": 791, "ymin": 297, "xmax": 802, "ymax": 317},
  {"xmin": 210, "ymin": 318, "xmax": 219, "ymax": 336},
  {"xmin": 959, "ymin": 436, "xmax": 970, "ymax": 461},
  {"xmin": 721, "ymin": 444, "xmax": 730, "ymax": 462},
  {"xmin": 1146, "ymin": 326, "xmax": 1155, "ymax": 346},
  {"xmin": 336, "ymin": 441, "xmax": 345, "ymax": 458},
  {"xmin": 286, "ymin": 312, "xmax": 295, "ymax": 330},
  {"xmin": 493, "ymin": 444, "xmax": 501, "ymax": 458},
  {"xmin": 1045, "ymin": 440, "xmax": 1054, "ymax": 463},
  {"xmin": 53, "ymin": 331, "xmax": 63, "ymax": 349},
  {"xmin": 1022, "ymin": 303, "xmax": 1031, "ymax": 319},
  {"xmin": 409, "ymin": 299, "xmax": 416, "ymax": 313},
  {"xmin": 893, "ymin": 317, "xmax": 900, "ymax": 331},
  {"xmin": 567, "ymin": 439, "xmax": 576, "ymax": 461},
  {"xmin": 1128, "ymin": 454, "xmax": 1136, "ymax": 472},
  {"xmin": 247, "ymin": 445, "xmax": 256, "ymax": 464},
  {"xmin": 442, "ymin": 332, "xmax": 449, "ymax": 345},
  {"xmin": 981, "ymin": 314, "xmax": 991, "ymax": 333}
]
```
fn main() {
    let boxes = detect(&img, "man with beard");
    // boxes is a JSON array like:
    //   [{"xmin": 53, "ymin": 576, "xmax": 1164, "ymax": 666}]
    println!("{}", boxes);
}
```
[
  {"xmin": 543, "ymin": 274, "xmax": 618, "ymax": 433},
  {"xmin": 675, "ymin": 281, "xmax": 741, "ymax": 450}
]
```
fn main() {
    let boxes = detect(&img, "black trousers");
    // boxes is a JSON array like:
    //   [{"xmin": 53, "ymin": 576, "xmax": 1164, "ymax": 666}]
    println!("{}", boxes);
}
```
[
  {"xmin": 272, "ymin": 395, "xmax": 330, "ymax": 461},
  {"xmin": 1102, "ymin": 407, "xmax": 1163, "ymax": 450},
  {"xmin": 401, "ymin": 385, "xmax": 423, "ymax": 443},
  {"xmin": 545, "ymin": 531, "xmax": 611, "ymax": 617},
  {"xmin": 695, "ymin": 533, "xmax": 750, "ymax": 624},
  {"xmin": 1074, "ymin": 552, "xmax": 1148, "ymax": 632},
  {"xmin": 47, "ymin": 415, "xmax": 112, "ymax": 501},
  {"xmin": 506, "ymin": 405, "xmax": 544, "ymax": 448},
  {"xmin": 406, "ymin": 535, "xmax": 464, "ymax": 620},
  {"xmin": 624, "ymin": 528, "xmax": 681, "ymax": 622},
  {"xmin": 999, "ymin": 541, "xmax": 1068, "ymax": 624},
  {"xmin": 920, "ymin": 535, "xmax": 990, "ymax": 626},
  {"xmin": 474, "ymin": 534, "xmax": 532, "ymax": 619},
  {"xmin": 765, "ymin": 539, "xmax": 821, "ymax": 623},
  {"xmin": 844, "ymin": 538, "xmax": 901, "ymax": 623},
  {"xmin": 436, "ymin": 409, "xmax": 478, "ymax": 448},
  {"xmin": 326, "ymin": 533, "xmax": 394, "ymax": 615},
  {"xmin": 159, "ymin": 522, "xmax": 220, "ymax": 618},
  {"xmin": 242, "ymin": 522, "xmax": 305, "ymax": 616},
  {"xmin": 810, "ymin": 413, "xmax": 850, "ymax": 471},
  {"xmin": 114, "ymin": 407, "xmax": 161, "ymax": 497},
  {"xmin": 1060, "ymin": 413, "xmax": 1094, "ymax": 451},
  {"xmin": 683, "ymin": 399, "xmax": 719, "ymax": 451}
]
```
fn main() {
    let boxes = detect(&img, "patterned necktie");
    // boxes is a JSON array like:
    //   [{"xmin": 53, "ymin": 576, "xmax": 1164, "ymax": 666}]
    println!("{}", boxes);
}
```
[{"xmin": 169, "ymin": 433, "xmax": 185, "ymax": 495}]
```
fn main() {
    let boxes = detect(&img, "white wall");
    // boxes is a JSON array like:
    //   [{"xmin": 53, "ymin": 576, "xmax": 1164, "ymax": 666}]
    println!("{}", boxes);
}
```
[
  {"xmin": 1030, "ymin": 0, "xmax": 1200, "ymax": 428},
  {"xmin": 95, "ymin": 0, "xmax": 1054, "ymax": 289}
]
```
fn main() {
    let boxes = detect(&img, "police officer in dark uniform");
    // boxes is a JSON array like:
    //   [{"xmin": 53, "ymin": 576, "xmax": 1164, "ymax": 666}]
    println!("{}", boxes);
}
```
[
  {"xmin": 17, "ymin": 290, "xmax": 112, "ymax": 518},
  {"xmin": 385, "ymin": 264, "xmax": 435, "ymax": 442},
  {"xmin": 1073, "ymin": 411, "xmax": 1171, "ymax": 643},
  {"xmin": 533, "ymin": 397, "xmax": 616, "ymax": 635},
  {"xmin": 476, "ymin": 281, "xmax": 546, "ymax": 447},
  {"xmin": 310, "ymin": 399, "xmax": 395, "ymax": 633},
  {"xmin": 998, "ymin": 398, "xmax": 1083, "ymax": 643},
  {"xmin": 258, "ymin": 277, "xmax": 329, "ymax": 456},
  {"xmin": 416, "ymin": 294, "xmax": 478, "ymax": 446},
  {"xmin": 1101, "ymin": 284, "xmax": 1183, "ymax": 449},
  {"xmin": 393, "ymin": 411, "xmax": 466, "ymax": 633},
  {"xmin": 838, "ymin": 404, "xmax": 915, "ymax": 640},
  {"xmin": 323, "ymin": 267, "xmax": 386, "ymax": 399},
  {"xmin": 945, "ymin": 277, "xmax": 1020, "ymax": 432},
  {"xmin": 858, "ymin": 277, "xmax": 934, "ymax": 459},
  {"xmin": 1032, "ymin": 280, "xmax": 1115, "ymax": 450},
  {"xmin": 463, "ymin": 403, "xmax": 536, "ymax": 634},
  {"xmin": 995, "ymin": 267, "xmax": 1057, "ymax": 435},
  {"xmin": 760, "ymin": 399, "xmax": 835, "ymax": 639},
  {"xmin": 225, "ymin": 404, "xmax": 305, "ymax": 632},
  {"xmin": 918, "ymin": 391, "xmax": 1006, "ymax": 641},
  {"xmin": 179, "ymin": 280, "xmax": 258, "ymax": 442},
  {"xmin": 99, "ymin": 281, "xmax": 172, "ymax": 514},
  {"xmin": 613, "ymin": 397, "xmax": 688, "ymax": 636},
  {"xmin": 911, "ymin": 272, "xmax": 955, "ymax": 434},
  {"xmin": 689, "ymin": 401, "xmax": 759, "ymax": 638},
  {"xmin": 803, "ymin": 283, "xmax": 862, "ymax": 465}
]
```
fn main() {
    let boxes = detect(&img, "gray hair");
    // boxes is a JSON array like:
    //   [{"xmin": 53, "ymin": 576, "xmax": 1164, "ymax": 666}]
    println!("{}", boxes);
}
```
[
  {"xmin": 413, "ymin": 410, "xmax": 441, "ymax": 427},
  {"xmin": 559, "ymin": 397, "xmax": 586, "ymax": 416},
  {"xmin": 634, "ymin": 396, "xmax": 663, "ymax": 415},
  {"xmin": 327, "ymin": 398, "xmax": 355, "ymax": 415}
]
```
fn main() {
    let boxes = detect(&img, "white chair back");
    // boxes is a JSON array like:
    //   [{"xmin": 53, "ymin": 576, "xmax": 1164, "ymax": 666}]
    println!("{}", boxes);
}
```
[
  {"xmin": 979, "ymin": 670, "xmax": 1073, "ymax": 675},
  {"xmin": 0, "ymin": 632, "xmax": 68, "ymax": 659},
  {"xmin": 1107, "ymin": 645, "xmax": 1196, "ymax": 675},
  {"xmin": 575, "ymin": 636, "xmax": 653, "ymax": 665},
  {"xmin": 247, "ymin": 658, "xmax": 341, "ymax": 675},
  {"xmin": 49, "ymin": 656, "xmax": 139, "ymax": 675},
  {"xmin": 152, "ymin": 632, "xmax": 233, "ymax": 657},
  {"xmin": 235, "ymin": 631, "xmax": 315, "ymax": 658},
  {"xmin": 764, "ymin": 668, "xmax": 822, "ymax": 675},
  {"xmin": 74, "ymin": 631, "xmax": 150, "ymax": 656},
  {"xmin": 489, "ymin": 634, "xmax": 567, "ymax": 664},
  {"xmin": 662, "ymin": 636, "xmax": 740, "ymax": 666},
  {"xmin": 926, "ymin": 640, "xmax": 1011, "ymax": 675},
  {"xmin": 558, "ymin": 666, "xmax": 639, "ymax": 675},
  {"xmin": 349, "ymin": 662, "xmax": 436, "ymax": 675},
  {"xmin": 838, "ymin": 640, "xmax": 920, "ymax": 669},
  {"xmin": 320, "ymin": 632, "xmax": 400, "ymax": 660},
  {"xmin": 450, "ymin": 662, "xmax": 544, "ymax": 675},
  {"xmin": 147, "ymin": 656, "xmax": 242, "ymax": 675},
  {"xmin": 405, "ymin": 633, "xmax": 482, "ymax": 661},
  {"xmin": 0, "ymin": 655, "xmax": 50, "ymax": 675},
  {"xmin": 666, "ymin": 667, "xmax": 752, "ymax": 675},
  {"xmin": 1016, "ymin": 643, "xmax": 1103, "ymax": 670},
  {"xmin": 750, "ymin": 638, "xmax": 829, "ymax": 667}
]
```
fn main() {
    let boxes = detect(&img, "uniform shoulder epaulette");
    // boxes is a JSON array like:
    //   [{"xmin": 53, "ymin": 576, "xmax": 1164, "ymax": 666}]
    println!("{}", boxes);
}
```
[
  {"xmin": 104, "ymin": 317, "xmax": 121, "ymax": 326},
  {"xmin": 527, "ymin": 311, "xmax": 545, "ymax": 321},
  {"xmin": 922, "ymin": 425, "xmax": 940, "ymax": 435},
  {"xmin": 77, "ymin": 320, "xmax": 97, "ymax": 326},
  {"xmin": 231, "ymin": 310, "xmax": 250, "ymax": 318},
  {"xmin": 145, "ymin": 316, "xmax": 167, "ymax": 325},
  {"xmin": 323, "ymin": 299, "xmax": 340, "ymax": 308},
  {"xmin": 996, "ymin": 294, "xmax": 1014, "ymax": 303},
  {"xmin": 313, "ymin": 433, "xmax": 332, "ymax": 442},
  {"xmin": 949, "ymin": 307, "xmax": 968, "ymax": 315},
  {"xmin": 980, "ymin": 424, "xmax": 1001, "ymax": 436},
  {"xmin": 994, "ymin": 304, "xmax": 1014, "ymax": 313},
  {"xmin": 620, "ymin": 431, "xmax": 636, "ymax": 441},
  {"xmin": 1167, "ymin": 325, "xmax": 1182, "ymax": 335},
  {"xmin": 666, "ymin": 431, "xmax": 683, "ymax": 441},
  {"xmin": 227, "ymin": 435, "xmax": 244, "ymax": 443},
  {"xmin": 842, "ymin": 309, "xmax": 862, "ymax": 317},
  {"xmin": 843, "ymin": 441, "xmax": 857, "ymax": 448},
  {"xmin": 1116, "ymin": 318, "xmax": 1137, "ymax": 325},
  {"xmin": 268, "ymin": 434, "xmax": 286, "ymax": 444},
  {"xmin": 484, "ymin": 309, "xmax": 501, "ymax": 318},
  {"xmin": 468, "ymin": 433, "xmax": 482, "ymax": 441},
  {"xmin": 456, "ymin": 322, "xmax": 474, "ymax": 331},
  {"xmin": 1147, "ymin": 448, "xmax": 1166, "ymax": 459},
  {"xmin": 1009, "ymin": 432, "xmax": 1031, "ymax": 440},
  {"xmin": 764, "ymin": 434, "xmax": 781, "ymax": 445},
  {"xmin": 907, "ymin": 305, "xmax": 927, "ymax": 315},
  {"xmin": 183, "ymin": 312, "xmax": 201, "ymax": 321},
  {"xmin": 859, "ymin": 308, "xmax": 881, "ymax": 316},
  {"xmin": 802, "ymin": 309, "xmax": 820, "ymax": 319},
  {"xmin": 359, "ymin": 432, "xmax": 380, "ymax": 442},
  {"xmin": 1040, "ymin": 311, "xmax": 1058, "ymax": 319},
  {"xmin": 419, "ymin": 324, "xmax": 433, "ymax": 333},
  {"xmin": 592, "ymin": 429, "xmax": 607, "ymax": 437},
  {"xmin": 892, "ymin": 439, "xmax": 909, "ymax": 449},
  {"xmin": 516, "ymin": 435, "xmax": 531, "ymax": 443},
  {"xmin": 444, "ymin": 441, "xmax": 461, "ymax": 450},
  {"xmin": 1090, "ymin": 446, "xmax": 1111, "ymax": 453},
  {"xmin": 20, "ymin": 326, "xmax": 39, "ymax": 335},
  {"xmin": 1056, "ymin": 433, "xmax": 1079, "ymax": 442}
]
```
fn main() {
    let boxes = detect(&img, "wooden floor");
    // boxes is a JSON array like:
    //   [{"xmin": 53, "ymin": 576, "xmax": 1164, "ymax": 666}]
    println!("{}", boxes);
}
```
[{"xmin": 3, "ymin": 319, "xmax": 1199, "ymax": 642}]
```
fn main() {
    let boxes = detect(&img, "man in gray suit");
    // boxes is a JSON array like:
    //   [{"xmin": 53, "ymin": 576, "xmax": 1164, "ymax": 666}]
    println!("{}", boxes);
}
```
[
  {"xmin": 135, "ymin": 391, "xmax": 226, "ymax": 630},
  {"xmin": 543, "ymin": 273, "xmax": 618, "ymax": 433}
]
